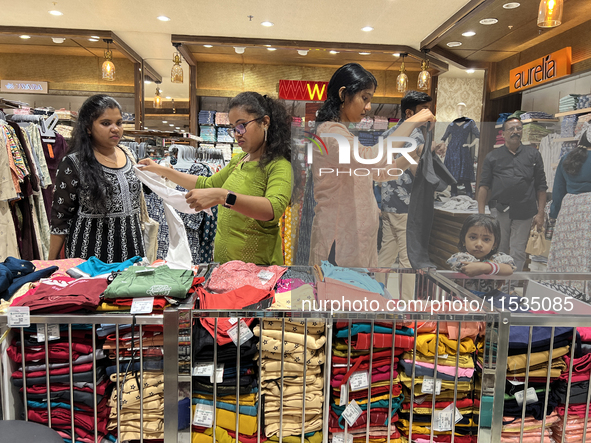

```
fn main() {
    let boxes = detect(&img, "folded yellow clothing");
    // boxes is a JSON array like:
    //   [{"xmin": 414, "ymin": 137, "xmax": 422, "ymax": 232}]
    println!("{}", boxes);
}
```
[
  {"xmin": 254, "ymin": 326, "xmax": 326, "ymax": 350},
  {"xmin": 262, "ymin": 318, "xmax": 325, "ymax": 334},
  {"xmin": 397, "ymin": 418, "xmax": 478, "ymax": 434},
  {"xmin": 267, "ymin": 432, "xmax": 323, "ymax": 443},
  {"xmin": 268, "ymin": 285, "xmax": 318, "ymax": 311},
  {"xmin": 401, "ymin": 351, "xmax": 474, "ymax": 369},
  {"xmin": 264, "ymin": 413, "xmax": 323, "ymax": 438},
  {"xmin": 259, "ymin": 359, "xmax": 322, "ymax": 374},
  {"xmin": 262, "ymin": 377, "xmax": 324, "ymax": 396},
  {"xmin": 506, "ymin": 346, "xmax": 569, "ymax": 373},
  {"xmin": 398, "ymin": 372, "xmax": 473, "ymax": 392},
  {"xmin": 261, "ymin": 368, "xmax": 322, "ymax": 383},
  {"xmin": 108, "ymin": 419, "xmax": 163, "ymax": 433},
  {"xmin": 191, "ymin": 404, "xmax": 258, "ymax": 435},
  {"xmin": 193, "ymin": 393, "xmax": 257, "ymax": 406},
  {"xmin": 400, "ymin": 406, "xmax": 474, "ymax": 416},
  {"xmin": 264, "ymin": 392, "xmax": 324, "ymax": 409},
  {"xmin": 265, "ymin": 408, "xmax": 322, "ymax": 420},
  {"xmin": 108, "ymin": 397, "xmax": 163, "ymax": 416},
  {"xmin": 258, "ymin": 347, "xmax": 326, "ymax": 366},
  {"xmin": 415, "ymin": 333, "xmax": 476, "ymax": 357}
]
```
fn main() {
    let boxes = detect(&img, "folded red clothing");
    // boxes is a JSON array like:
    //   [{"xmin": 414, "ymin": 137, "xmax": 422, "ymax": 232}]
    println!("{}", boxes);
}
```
[
  {"xmin": 28, "ymin": 407, "xmax": 109, "ymax": 434},
  {"xmin": 12, "ymin": 361, "xmax": 94, "ymax": 379},
  {"xmin": 23, "ymin": 378, "xmax": 110, "ymax": 396},
  {"xmin": 7, "ymin": 340, "xmax": 94, "ymax": 364},
  {"xmin": 401, "ymin": 397, "xmax": 476, "ymax": 411},
  {"xmin": 561, "ymin": 353, "xmax": 591, "ymax": 381},
  {"xmin": 332, "ymin": 358, "xmax": 399, "ymax": 374},
  {"xmin": 111, "ymin": 297, "xmax": 168, "ymax": 309},
  {"xmin": 332, "ymin": 384, "xmax": 403, "ymax": 400},
  {"xmin": 329, "ymin": 408, "xmax": 399, "ymax": 432},
  {"xmin": 401, "ymin": 434, "xmax": 476, "ymax": 443},
  {"xmin": 346, "ymin": 333, "xmax": 415, "ymax": 351},
  {"xmin": 332, "ymin": 349, "xmax": 401, "ymax": 365}
]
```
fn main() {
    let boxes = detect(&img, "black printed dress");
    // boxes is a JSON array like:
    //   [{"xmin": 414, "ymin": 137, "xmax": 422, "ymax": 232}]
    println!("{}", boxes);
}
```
[{"xmin": 50, "ymin": 152, "xmax": 145, "ymax": 263}]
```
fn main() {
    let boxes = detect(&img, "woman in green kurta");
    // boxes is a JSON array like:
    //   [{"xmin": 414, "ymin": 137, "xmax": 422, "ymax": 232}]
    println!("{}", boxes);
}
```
[{"xmin": 139, "ymin": 92, "xmax": 292, "ymax": 265}]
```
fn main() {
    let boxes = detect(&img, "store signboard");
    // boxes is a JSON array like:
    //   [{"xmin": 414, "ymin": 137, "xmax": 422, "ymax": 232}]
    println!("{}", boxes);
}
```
[
  {"xmin": 1, "ymin": 80, "xmax": 48, "ymax": 94},
  {"xmin": 509, "ymin": 47, "xmax": 571, "ymax": 93},
  {"xmin": 279, "ymin": 80, "xmax": 328, "ymax": 101}
]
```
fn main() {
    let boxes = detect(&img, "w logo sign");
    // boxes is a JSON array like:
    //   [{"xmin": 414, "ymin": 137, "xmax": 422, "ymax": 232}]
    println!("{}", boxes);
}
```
[{"xmin": 279, "ymin": 80, "xmax": 328, "ymax": 101}]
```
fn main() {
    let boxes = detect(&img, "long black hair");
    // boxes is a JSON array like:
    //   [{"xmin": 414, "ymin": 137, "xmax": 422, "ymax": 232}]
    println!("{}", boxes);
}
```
[
  {"xmin": 563, "ymin": 130, "xmax": 591, "ymax": 176},
  {"xmin": 229, "ymin": 92, "xmax": 291, "ymax": 169},
  {"xmin": 316, "ymin": 63, "xmax": 377, "ymax": 125},
  {"xmin": 69, "ymin": 94, "xmax": 123, "ymax": 214},
  {"xmin": 458, "ymin": 214, "xmax": 501, "ymax": 259}
]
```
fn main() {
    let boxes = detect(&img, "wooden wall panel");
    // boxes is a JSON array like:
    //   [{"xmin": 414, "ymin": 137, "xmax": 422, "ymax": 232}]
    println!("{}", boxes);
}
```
[{"xmin": 0, "ymin": 52, "xmax": 135, "ymax": 93}]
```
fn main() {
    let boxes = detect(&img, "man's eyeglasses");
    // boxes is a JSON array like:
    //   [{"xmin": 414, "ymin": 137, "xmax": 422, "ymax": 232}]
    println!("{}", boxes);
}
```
[{"xmin": 228, "ymin": 117, "xmax": 263, "ymax": 138}]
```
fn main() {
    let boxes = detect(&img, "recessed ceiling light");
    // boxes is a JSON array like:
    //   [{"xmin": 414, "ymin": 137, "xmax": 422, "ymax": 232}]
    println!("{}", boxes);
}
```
[
  {"xmin": 297, "ymin": 49, "xmax": 308, "ymax": 56},
  {"xmin": 267, "ymin": 47, "xmax": 276, "ymax": 51},
  {"xmin": 393, "ymin": 53, "xmax": 400, "ymax": 56},
  {"xmin": 162, "ymin": 120, "xmax": 168, "ymax": 123},
  {"xmin": 361, "ymin": 26, "xmax": 374, "ymax": 32},
  {"xmin": 447, "ymin": 41, "xmax": 462, "ymax": 47},
  {"xmin": 20, "ymin": 35, "xmax": 31, "ymax": 39},
  {"xmin": 49, "ymin": 10, "xmax": 63, "ymax": 16},
  {"xmin": 466, "ymin": 69, "xmax": 475, "ymax": 74},
  {"xmin": 157, "ymin": 16, "xmax": 171, "ymax": 21},
  {"xmin": 359, "ymin": 52, "xmax": 371, "ymax": 55},
  {"xmin": 203, "ymin": 45, "xmax": 213, "ymax": 48},
  {"xmin": 503, "ymin": 2, "xmax": 520, "ymax": 9},
  {"xmin": 176, "ymin": 127, "xmax": 180, "ymax": 129},
  {"xmin": 261, "ymin": 21, "xmax": 274, "ymax": 27},
  {"xmin": 91, "ymin": 35, "xmax": 100, "ymax": 39},
  {"xmin": 480, "ymin": 18, "xmax": 499, "ymax": 25},
  {"xmin": 144, "ymin": 127, "xmax": 148, "ymax": 129},
  {"xmin": 329, "ymin": 50, "xmax": 339, "ymax": 54},
  {"xmin": 264, "ymin": 45, "xmax": 271, "ymax": 47},
  {"xmin": 165, "ymin": 96, "xmax": 171, "ymax": 99},
  {"xmin": 169, "ymin": 124, "xmax": 174, "ymax": 126},
  {"xmin": 462, "ymin": 31, "xmax": 476, "ymax": 37},
  {"xmin": 88, "ymin": 38, "xmax": 99, "ymax": 42},
  {"xmin": 145, "ymin": 80, "xmax": 152, "ymax": 85}
]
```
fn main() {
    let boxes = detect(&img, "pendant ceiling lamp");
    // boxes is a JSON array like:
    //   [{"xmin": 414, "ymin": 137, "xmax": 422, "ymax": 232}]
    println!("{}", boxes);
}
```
[
  {"xmin": 154, "ymin": 83, "xmax": 162, "ymax": 108},
  {"xmin": 537, "ymin": 0, "xmax": 563, "ymax": 28},
  {"xmin": 171, "ymin": 43, "xmax": 184, "ymax": 84},
  {"xmin": 417, "ymin": 49, "xmax": 431, "ymax": 91},
  {"xmin": 102, "ymin": 39, "xmax": 115, "ymax": 81},
  {"xmin": 396, "ymin": 53, "xmax": 408, "ymax": 93}
]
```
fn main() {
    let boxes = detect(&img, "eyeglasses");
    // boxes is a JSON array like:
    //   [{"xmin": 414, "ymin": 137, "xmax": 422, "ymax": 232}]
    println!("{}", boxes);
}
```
[{"xmin": 228, "ymin": 117, "xmax": 263, "ymax": 138}]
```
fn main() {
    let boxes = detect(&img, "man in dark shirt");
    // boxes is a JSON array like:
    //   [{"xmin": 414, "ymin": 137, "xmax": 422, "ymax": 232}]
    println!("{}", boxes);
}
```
[{"xmin": 477, "ymin": 117, "xmax": 547, "ymax": 272}]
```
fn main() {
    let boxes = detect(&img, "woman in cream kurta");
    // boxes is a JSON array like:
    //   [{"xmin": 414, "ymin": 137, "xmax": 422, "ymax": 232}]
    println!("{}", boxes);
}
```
[{"xmin": 309, "ymin": 63, "xmax": 435, "ymax": 268}]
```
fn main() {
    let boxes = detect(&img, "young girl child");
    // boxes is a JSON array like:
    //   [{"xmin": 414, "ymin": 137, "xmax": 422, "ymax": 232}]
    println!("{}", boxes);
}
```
[{"xmin": 447, "ymin": 214, "xmax": 516, "ymax": 293}]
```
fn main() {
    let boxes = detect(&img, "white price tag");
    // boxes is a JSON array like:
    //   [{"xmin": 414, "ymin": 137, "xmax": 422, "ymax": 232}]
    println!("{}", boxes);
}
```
[
  {"xmin": 349, "ymin": 371, "xmax": 369, "ymax": 392},
  {"xmin": 514, "ymin": 387, "xmax": 539, "ymax": 406},
  {"xmin": 7, "ymin": 307, "xmax": 30, "ymax": 328},
  {"xmin": 130, "ymin": 297, "xmax": 154, "ymax": 314},
  {"xmin": 332, "ymin": 433, "xmax": 353, "ymax": 443},
  {"xmin": 414, "ymin": 395, "xmax": 427, "ymax": 405},
  {"xmin": 342, "ymin": 399, "xmax": 362, "ymax": 427},
  {"xmin": 433, "ymin": 404, "xmax": 463, "ymax": 432},
  {"xmin": 210, "ymin": 363, "xmax": 224, "ymax": 383},
  {"xmin": 228, "ymin": 319, "xmax": 254, "ymax": 346},
  {"xmin": 258, "ymin": 270, "xmax": 275, "ymax": 283},
  {"xmin": 37, "ymin": 324, "xmax": 60, "ymax": 342},
  {"xmin": 509, "ymin": 379, "xmax": 525, "ymax": 386},
  {"xmin": 193, "ymin": 403, "xmax": 214, "ymax": 428},
  {"xmin": 339, "ymin": 383, "xmax": 348, "ymax": 406},
  {"xmin": 192, "ymin": 362, "xmax": 214, "ymax": 377},
  {"xmin": 439, "ymin": 354, "xmax": 449, "ymax": 359},
  {"xmin": 421, "ymin": 377, "xmax": 442, "ymax": 395},
  {"xmin": 228, "ymin": 317, "xmax": 238, "ymax": 325}
]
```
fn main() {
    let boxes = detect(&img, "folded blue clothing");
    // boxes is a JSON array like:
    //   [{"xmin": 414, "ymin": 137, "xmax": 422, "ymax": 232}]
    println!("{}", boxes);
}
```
[
  {"xmin": 193, "ymin": 397, "xmax": 259, "ymax": 417},
  {"xmin": 76, "ymin": 255, "xmax": 142, "ymax": 277},
  {"xmin": 399, "ymin": 360, "xmax": 473, "ymax": 382},
  {"xmin": 97, "ymin": 324, "xmax": 131, "ymax": 337},
  {"xmin": 509, "ymin": 326, "xmax": 574, "ymax": 356},
  {"xmin": 28, "ymin": 400, "xmax": 86, "ymax": 411},
  {"xmin": 335, "ymin": 324, "xmax": 414, "ymax": 337},
  {"xmin": 321, "ymin": 261, "xmax": 384, "ymax": 295}
]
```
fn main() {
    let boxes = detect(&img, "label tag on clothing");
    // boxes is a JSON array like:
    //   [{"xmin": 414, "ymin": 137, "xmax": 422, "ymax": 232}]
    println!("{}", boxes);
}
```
[
  {"xmin": 130, "ymin": 297, "xmax": 154, "ymax": 314},
  {"xmin": 414, "ymin": 395, "xmax": 427, "ymax": 405},
  {"xmin": 421, "ymin": 377, "xmax": 442, "ymax": 395},
  {"xmin": 332, "ymin": 433, "xmax": 353, "ymax": 443},
  {"xmin": 258, "ymin": 270, "xmax": 275, "ymax": 283},
  {"xmin": 349, "ymin": 371, "xmax": 370, "ymax": 392},
  {"xmin": 508, "ymin": 379, "xmax": 524, "ymax": 386},
  {"xmin": 433, "ymin": 404, "xmax": 463, "ymax": 432},
  {"xmin": 193, "ymin": 403, "xmax": 214, "ymax": 428},
  {"xmin": 36, "ymin": 324, "xmax": 60, "ymax": 342},
  {"xmin": 228, "ymin": 317, "xmax": 238, "ymax": 325},
  {"xmin": 339, "ymin": 383, "xmax": 348, "ymax": 406},
  {"xmin": 7, "ymin": 307, "xmax": 30, "ymax": 328},
  {"xmin": 192, "ymin": 362, "xmax": 214, "ymax": 377},
  {"xmin": 228, "ymin": 319, "xmax": 254, "ymax": 346},
  {"xmin": 342, "ymin": 399, "xmax": 362, "ymax": 427},
  {"xmin": 515, "ymin": 387, "xmax": 539, "ymax": 406},
  {"xmin": 210, "ymin": 363, "xmax": 224, "ymax": 383},
  {"xmin": 439, "ymin": 354, "xmax": 449, "ymax": 359}
]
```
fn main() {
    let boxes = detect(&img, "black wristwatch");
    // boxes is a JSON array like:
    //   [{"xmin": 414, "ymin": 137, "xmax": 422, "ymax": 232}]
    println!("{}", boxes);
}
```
[{"xmin": 223, "ymin": 190, "xmax": 237, "ymax": 209}]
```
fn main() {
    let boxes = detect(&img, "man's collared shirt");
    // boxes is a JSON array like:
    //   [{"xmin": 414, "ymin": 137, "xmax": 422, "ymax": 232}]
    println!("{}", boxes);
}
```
[{"xmin": 479, "ymin": 143, "xmax": 548, "ymax": 220}]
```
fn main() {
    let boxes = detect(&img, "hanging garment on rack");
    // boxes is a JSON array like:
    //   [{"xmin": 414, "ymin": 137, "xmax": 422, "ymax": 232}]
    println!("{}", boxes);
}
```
[
  {"xmin": 538, "ymin": 134, "xmax": 562, "ymax": 191},
  {"xmin": 145, "ymin": 162, "xmax": 215, "ymax": 264},
  {"xmin": 41, "ymin": 132, "xmax": 68, "ymax": 218},
  {"xmin": 442, "ymin": 118, "xmax": 479, "ymax": 183}
]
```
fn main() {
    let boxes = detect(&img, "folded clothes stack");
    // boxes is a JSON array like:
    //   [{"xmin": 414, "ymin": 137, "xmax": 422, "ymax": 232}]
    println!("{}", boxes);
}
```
[
  {"xmin": 215, "ymin": 112, "xmax": 230, "ymax": 125},
  {"xmin": 561, "ymin": 115, "xmax": 578, "ymax": 138},
  {"xmin": 217, "ymin": 127, "xmax": 234, "ymax": 142},
  {"xmin": 559, "ymin": 95, "xmax": 579, "ymax": 113},
  {"xmin": 199, "ymin": 110, "xmax": 216, "ymax": 125},
  {"xmin": 200, "ymin": 125, "xmax": 217, "ymax": 142},
  {"xmin": 520, "ymin": 111, "xmax": 554, "ymax": 120}
]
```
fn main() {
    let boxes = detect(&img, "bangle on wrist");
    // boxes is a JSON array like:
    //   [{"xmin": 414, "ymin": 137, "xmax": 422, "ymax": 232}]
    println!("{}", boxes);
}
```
[{"xmin": 487, "ymin": 262, "xmax": 500, "ymax": 275}]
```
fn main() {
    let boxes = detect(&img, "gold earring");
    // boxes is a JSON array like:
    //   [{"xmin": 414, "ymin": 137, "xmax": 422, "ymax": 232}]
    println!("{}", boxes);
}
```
[{"xmin": 264, "ymin": 128, "xmax": 268, "ymax": 142}]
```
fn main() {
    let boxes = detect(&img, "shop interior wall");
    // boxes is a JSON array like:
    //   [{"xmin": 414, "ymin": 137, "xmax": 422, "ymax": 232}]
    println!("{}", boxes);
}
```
[
  {"xmin": 434, "ymin": 77, "xmax": 484, "ymax": 142},
  {"xmin": 195, "ymin": 62, "xmax": 421, "ymax": 102},
  {"xmin": 491, "ymin": 19, "xmax": 591, "ymax": 98},
  {"xmin": 520, "ymin": 70, "xmax": 591, "ymax": 114},
  {"xmin": 0, "ymin": 52, "xmax": 135, "ymax": 96}
]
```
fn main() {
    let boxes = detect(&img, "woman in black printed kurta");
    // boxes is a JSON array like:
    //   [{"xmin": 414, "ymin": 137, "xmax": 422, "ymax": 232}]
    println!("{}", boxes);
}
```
[{"xmin": 48, "ymin": 95, "xmax": 145, "ymax": 263}]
